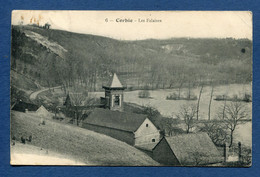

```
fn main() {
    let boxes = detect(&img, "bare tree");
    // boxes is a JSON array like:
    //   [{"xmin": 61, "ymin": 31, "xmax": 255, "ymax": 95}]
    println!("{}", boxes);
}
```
[
  {"xmin": 51, "ymin": 99, "xmax": 60, "ymax": 118},
  {"xmin": 196, "ymin": 84, "xmax": 204, "ymax": 120},
  {"xmin": 175, "ymin": 69, "xmax": 186, "ymax": 99},
  {"xmin": 177, "ymin": 104, "xmax": 196, "ymax": 133},
  {"xmin": 216, "ymin": 95, "xmax": 228, "ymax": 120},
  {"xmin": 200, "ymin": 121, "xmax": 228, "ymax": 146},
  {"xmin": 208, "ymin": 85, "xmax": 214, "ymax": 120},
  {"xmin": 221, "ymin": 101, "xmax": 248, "ymax": 148}
]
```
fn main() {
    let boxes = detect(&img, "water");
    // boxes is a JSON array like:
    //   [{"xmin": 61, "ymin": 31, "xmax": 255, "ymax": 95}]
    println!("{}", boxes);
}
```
[
  {"xmin": 123, "ymin": 84, "xmax": 252, "ymax": 119},
  {"xmin": 90, "ymin": 84, "xmax": 252, "ymax": 147}
]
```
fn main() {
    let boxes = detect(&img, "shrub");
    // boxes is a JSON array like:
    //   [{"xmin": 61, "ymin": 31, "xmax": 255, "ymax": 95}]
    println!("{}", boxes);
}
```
[
  {"xmin": 138, "ymin": 90, "xmax": 150, "ymax": 98},
  {"xmin": 215, "ymin": 94, "xmax": 227, "ymax": 101},
  {"xmin": 21, "ymin": 136, "xmax": 26, "ymax": 144},
  {"xmin": 232, "ymin": 94, "xmax": 238, "ymax": 100},
  {"xmin": 167, "ymin": 92, "xmax": 197, "ymax": 100},
  {"xmin": 166, "ymin": 92, "xmax": 179, "ymax": 100},
  {"xmin": 28, "ymin": 135, "xmax": 32, "ymax": 142},
  {"xmin": 189, "ymin": 94, "xmax": 197, "ymax": 100},
  {"xmin": 243, "ymin": 93, "xmax": 252, "ymax": 102},
  {"xmin": 214, "ymin": 93, "xmax": 251, "ymax": 103}
]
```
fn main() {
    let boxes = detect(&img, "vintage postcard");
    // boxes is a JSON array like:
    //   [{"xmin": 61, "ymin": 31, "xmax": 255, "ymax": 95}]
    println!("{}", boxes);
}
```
[{"xmin": 10, "ymin": 11, "xmax": 252, "ymax": 166}]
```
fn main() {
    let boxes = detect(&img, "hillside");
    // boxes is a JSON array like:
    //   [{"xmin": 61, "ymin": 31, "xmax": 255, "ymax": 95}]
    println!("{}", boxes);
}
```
[
  {"xmin": 10, "ymin": 111, "xmax": 159, "ymax": 166},
  {"xmin": 11, "ymin": 25, "xmax": 252, "ymax": 93},
  {"xmin": 10, "ymin": 69, "xmax": 40, "ymax": 104}
]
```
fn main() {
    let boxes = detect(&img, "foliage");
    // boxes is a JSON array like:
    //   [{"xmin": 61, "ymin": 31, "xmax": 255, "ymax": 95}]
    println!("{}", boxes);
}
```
[
  {"xmin": 141, "ymin": 106, "xmax": 161, "ymax": 124},
  {"xmin": 166, "ymin": 91, "xmax": 197, "ymax": 100},
  {"xmin": 166, "ymin": 92, "xmax": 179, "ymax": 100},
  {"xmin": 138, "ymin": 90, "xmax": 151, "ymax": 98},
  {"xmin": 11, "ymin": 25, "xmax": 252, "ymax": 92},
  {"xmin": 215, "ymin": 93, "xmax": 252, "ymax": 102}
]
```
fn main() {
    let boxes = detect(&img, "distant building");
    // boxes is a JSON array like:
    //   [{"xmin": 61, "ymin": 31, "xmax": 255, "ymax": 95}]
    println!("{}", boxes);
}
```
[
  {"xmin": 43, "ymin": 23, "xmax": 51, "ymax": 29},
  {"xmin": 152, "ymin": 133, "xmax": 223, "ymax": 166},
  {"xmin": 82, "ymin": 108, "xmax": 160, "ymax": 146}
]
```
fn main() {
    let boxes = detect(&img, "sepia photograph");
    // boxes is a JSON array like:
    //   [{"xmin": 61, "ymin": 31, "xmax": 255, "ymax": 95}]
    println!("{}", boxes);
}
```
[{"xmin": 10, "ymin": 10, "xmax": 252, "ymax": 166}]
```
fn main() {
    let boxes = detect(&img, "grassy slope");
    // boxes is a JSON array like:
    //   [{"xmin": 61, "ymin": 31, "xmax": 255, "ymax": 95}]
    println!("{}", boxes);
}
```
[
  {"xmin": 11, "ymin": 143, "xmax": 87, "ymax": 165},
  {"xmin": 10, "ymin": 111, "xmax": 159, "ymax": 166},
  {"xmin": 10, "ymin": 70, "xmax": 40, "ymax": 103}
]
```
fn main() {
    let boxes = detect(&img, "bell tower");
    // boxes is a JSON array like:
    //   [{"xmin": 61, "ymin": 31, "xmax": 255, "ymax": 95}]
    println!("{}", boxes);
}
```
[{"xmin": 102, "ymin": 73, "xmax": 125, "ymax": 111}]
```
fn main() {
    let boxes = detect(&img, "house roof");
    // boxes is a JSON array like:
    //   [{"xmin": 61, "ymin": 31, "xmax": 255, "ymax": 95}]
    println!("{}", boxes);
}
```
[
  {"xmin": 102, "ymin": 73, "xmax": 125, "ymax": 89},
  {"xmin": 12, "ymin": 101, "xmax": 39, "ymax": 112},
  {"xmin": 83, "ymin": 108, "xmax": 147, "ymax": 132},
  {"xmin": 161, "ymin": 133, "xmax": 222, "ymax": 165},
  {"xmin": 36, "ymin": 105, "xmax": 49, "ymax": 113}
]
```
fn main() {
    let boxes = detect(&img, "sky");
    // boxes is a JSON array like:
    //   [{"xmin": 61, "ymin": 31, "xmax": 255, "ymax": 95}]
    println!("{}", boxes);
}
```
[{"xmin": 12, "ymin": 10, "xmax": 252, "ymax": 40}]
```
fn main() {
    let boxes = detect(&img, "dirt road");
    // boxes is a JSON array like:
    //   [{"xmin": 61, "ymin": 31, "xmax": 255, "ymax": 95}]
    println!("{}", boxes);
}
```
[{"xmin": 29, "ymin": 86, "xmax": 61, "ymax": 101}]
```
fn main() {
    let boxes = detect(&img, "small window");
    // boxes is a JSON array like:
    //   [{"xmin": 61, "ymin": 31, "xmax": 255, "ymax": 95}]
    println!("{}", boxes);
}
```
[
  {"xmin": 152, "ymin": 139, "xmax": 155, "ymax": 142},
  {"xmin": 114, "ymin": 95, "xmax": 120, "ymax": 106},
  {"xmin": 146, "ymin": 124, "xmax": 148, "ymax": 127}
]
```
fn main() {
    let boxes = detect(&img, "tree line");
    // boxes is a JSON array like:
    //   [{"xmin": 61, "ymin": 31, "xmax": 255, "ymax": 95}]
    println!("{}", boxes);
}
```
[{"xmin": 11, "ymin": 26, "xmax": 252, "ymax": 93}]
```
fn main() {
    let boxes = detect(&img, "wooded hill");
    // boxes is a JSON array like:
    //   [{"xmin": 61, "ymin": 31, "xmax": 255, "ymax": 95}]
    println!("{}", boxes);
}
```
[{"xmin": 11, "ymin": 25, "xmax": 252, "ymax": 92}]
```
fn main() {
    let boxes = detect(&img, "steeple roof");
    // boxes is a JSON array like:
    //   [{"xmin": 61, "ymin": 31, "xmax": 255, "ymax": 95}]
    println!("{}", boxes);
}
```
[{"xmin": 103, "ymin": 73, "xmax": 124, "ymax": 89}]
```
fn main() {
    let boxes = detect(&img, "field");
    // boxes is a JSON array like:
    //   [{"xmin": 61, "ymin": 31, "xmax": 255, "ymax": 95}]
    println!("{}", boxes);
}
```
[{"xmin": 10, "ymin": 111, "xmax": 159, "ymax": 166}]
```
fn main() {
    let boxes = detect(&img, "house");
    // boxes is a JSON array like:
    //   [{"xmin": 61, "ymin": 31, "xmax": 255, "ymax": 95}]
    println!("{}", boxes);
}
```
[
  {"xmin": 12, "ymin": 101, "xmax": 53, "ymax": 119},
  {"xmin": 81, "ymin": 73, "xmax": 160, "ymax": 146},
  {"xmin": 35, "ymin": 105, "xmax": 53, "ymax": 118},
  {"xmin": 81, "ymin": 108, "xmax": 160, "ymax": 146},
  {"xmin": 152, "ymin": 133, "xmax": 223, "ymax": 166},
  {"xmin": 11, "ymin": 100, "xmax": 39, "ymax": 112}
]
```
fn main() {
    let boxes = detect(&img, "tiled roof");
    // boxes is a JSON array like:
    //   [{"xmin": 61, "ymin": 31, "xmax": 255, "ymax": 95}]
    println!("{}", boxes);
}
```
[
  {"xmin": 83, "ymin": 108, "xmax": 147, "ymax": 132},
  {"xmin": 163, "ymin": 133, "xmax": 222, "ymax": 165}
]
